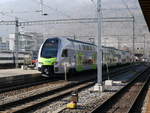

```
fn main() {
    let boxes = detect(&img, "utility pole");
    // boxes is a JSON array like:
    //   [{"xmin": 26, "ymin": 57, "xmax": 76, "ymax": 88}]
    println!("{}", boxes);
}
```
[
  {"xmin": 93, "ymin": 0, "xmax": 103, "ymax": 92},
  {"xmin": 15, "ymin": 18, "xmax": 19, "ymax": 68},
  {"xmin": 143, "ymin": 34, "xmax": 146, "ymax": 60},
  {"xmin": 132, "ymin": 16, "xmax": 135, "ymax": 62},
  {"xmin": 118, "ymin": 36, "xmax": 120, "ymax": 49},
  {"xmin": 40, "ymin": 0, "xmax": 44, "ymax": 15}
]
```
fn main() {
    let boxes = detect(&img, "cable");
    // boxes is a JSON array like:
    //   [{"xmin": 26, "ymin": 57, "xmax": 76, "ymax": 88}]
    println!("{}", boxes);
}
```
[
  {"xmin": 31, "ymin": 0, "xmax": 72, "ymax": 18},
  {"xmin": 102, "ymin": 8, "xmax": 139, "ymax": 11},
  {"xmin": 121, "ymin": 0, "xmax": 134, "ymax": 17},
  {"xmin": 0, "ymin": 11, "xmax": 29, "ymax": 21}
]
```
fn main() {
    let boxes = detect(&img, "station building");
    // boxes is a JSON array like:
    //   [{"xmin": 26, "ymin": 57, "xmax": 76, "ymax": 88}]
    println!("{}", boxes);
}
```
[
  {"xmin": 9, "ymin": 32, "xmax": 44, "ymax": 54},
  {"xmin": 0, "ymin": 37, "xmax": 9, "ymax": 51}
]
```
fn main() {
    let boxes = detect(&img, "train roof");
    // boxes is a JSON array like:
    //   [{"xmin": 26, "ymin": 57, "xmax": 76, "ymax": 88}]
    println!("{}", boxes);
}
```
[
  {"xmin": 46, "ymin": 37, "xmax": 96, "ymax": 46},
  {"xmin": 67, "ymin": 38, "xmax": 96, "ymax": 46},
  {"xmin": 102, "ymin": 46, "xmax": 129, "ymax": 53},
  {"xmin": 46, "ymin": 37, "xmax": 129, "ymax": 53}
]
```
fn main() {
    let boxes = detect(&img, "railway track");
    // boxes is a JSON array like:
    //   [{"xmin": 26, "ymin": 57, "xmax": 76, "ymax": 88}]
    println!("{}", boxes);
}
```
[
  {"xmin": 0, "ymin": 64, "xmax": 134, "ymax": 94},
  {"xmin": 0, "ymin": 78, "xmax": 95, "ymax": 113},
  {"xmin": 0, "ymin": 64, "xmax": 145, "ymax": 113},
  {"xmin": 103, "ymin": 64, "xmax": 137, "ymax": 79},
  {"xmin": 54, "ymin": 65, "xmax": 148, "ymax": 113},
  {"xmin": 89, "ymin": 67, "xmax": 150, "ymax": 113},
  {"xmin": 0, "ymin": 74, "xmax": 56, "ymax": 93}
]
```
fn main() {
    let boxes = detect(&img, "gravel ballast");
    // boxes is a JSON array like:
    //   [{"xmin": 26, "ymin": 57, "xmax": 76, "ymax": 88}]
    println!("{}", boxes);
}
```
[{"xmin": 0, "ymin": 80, "xmax": 69, "ymax": 105}]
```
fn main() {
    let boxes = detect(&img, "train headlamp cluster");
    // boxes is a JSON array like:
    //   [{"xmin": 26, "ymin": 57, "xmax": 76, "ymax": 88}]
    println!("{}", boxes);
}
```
[
  {"xmin": 39, "ymin": 62, "xmax": 44, "ymax": 65},
  {"xmin": 46, "ymin": 60, "xmax": 51, "ymax": 63}
]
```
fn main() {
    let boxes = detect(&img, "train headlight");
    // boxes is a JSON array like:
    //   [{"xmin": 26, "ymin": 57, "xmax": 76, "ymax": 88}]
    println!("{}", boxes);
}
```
[
  {"xmin": 46, "ymin": 61, "xmax": 51, "ymax": 63},
  {"xmin": 55, "ymin": 61, "xmax": 58, "ymax": 65},
  {"xmin": 39, "ymin": 62, "xmax": 43, "ymax": 65}
]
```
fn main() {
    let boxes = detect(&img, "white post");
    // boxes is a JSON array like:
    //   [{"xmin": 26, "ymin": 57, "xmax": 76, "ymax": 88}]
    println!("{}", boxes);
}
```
[
  {"xmin": 64, "ymin": 63, "xmax": 67, "ymax": 81},
  {"xmin": 93, "ymin": 0, "xmax": 103, "ymax": 92},
  {"xmin": 143, "ymin": 34, "xmax": 146, "ymax": 61}
]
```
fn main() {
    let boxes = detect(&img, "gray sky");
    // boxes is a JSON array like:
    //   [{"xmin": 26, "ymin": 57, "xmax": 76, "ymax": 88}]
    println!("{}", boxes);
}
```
[
  {"xmin": 0, "ymin": 0, "xmax": 149, "ymax": 49},
  {"xmin": 0, "ymin": 0, "xmax": 145, "ymax": 20}
]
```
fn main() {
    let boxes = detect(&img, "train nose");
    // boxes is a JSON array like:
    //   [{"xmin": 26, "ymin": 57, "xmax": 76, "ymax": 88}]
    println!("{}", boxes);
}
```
[
  {"xmin": 44, "ymin": 68, "xmax": 49, "ymax": 75},
  {"xmin": 41, "ymin": 65, "xmax": 54, "ymax": 76}
]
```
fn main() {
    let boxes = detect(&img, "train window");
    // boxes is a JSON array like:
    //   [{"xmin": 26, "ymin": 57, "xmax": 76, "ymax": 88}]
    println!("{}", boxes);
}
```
[
  {"xmin": 79, "ymin": 44, "xmax": 82, "ymax": 50},
  {"xmin": 82, "ymin": 45, "xmax": 85, "ymax": 50},
  {"xmin": 41, "ymin": 39, "xmax": 58, "ymax": 58},
  {"xmin": 87, "ymin": 46, "xmax": 89, "ymax": 50},
  {"xmin": 88, "ymin": 46, "xmax": 90, "ymax": 50},
  {"xmin": 80, "ymin": 44, "xmax": 82, "ymax": 50},
  {"xmin": 62, "ymin": 49, "xmax": 68, "ymax": 57},
  {"xmin": 85, "ymin": 45, "xmax": 87, "ymax": 50},
  {"xmin": 79, "ymin": 44, "xmax": 81, "ymax": 50},
  {"xmin": 86, "ymin": 45, "xmax": 88, "ymax": 50},
  {"xmin": 84, "ymin": 45, "xmax": 86, "ymax": 50},
  {"xmin": 89, "ymin": 46, "xmax": 91, "ymax": 50},
  {"xmin": 93, "ymin": 46, "xmax": 95, "ymax": 50}
]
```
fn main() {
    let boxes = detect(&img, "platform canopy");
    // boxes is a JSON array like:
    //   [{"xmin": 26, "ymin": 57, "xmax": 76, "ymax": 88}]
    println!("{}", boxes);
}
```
[{"xmin": 139, "ymin": 0, "xmax": 150, "ymax": 31}]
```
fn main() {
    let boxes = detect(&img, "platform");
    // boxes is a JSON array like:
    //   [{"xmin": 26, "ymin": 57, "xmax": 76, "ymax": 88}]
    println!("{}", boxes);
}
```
[
  {"xmin": 0, "ymin": 68, "xmax": 40, "ymax": 78},
  {"xmin": 145, "ymin": 88, "xmax": 150, "ymax": 113}
]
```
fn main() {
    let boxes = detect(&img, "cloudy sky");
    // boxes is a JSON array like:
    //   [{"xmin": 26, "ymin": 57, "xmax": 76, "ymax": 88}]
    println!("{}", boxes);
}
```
[
  {"xmin": 0, "ymin": 0, "xmax": 149, "ymax": 50},
  {"xmin": 0, "ymin": 0, "xmax": 145, "ymax": 20}
]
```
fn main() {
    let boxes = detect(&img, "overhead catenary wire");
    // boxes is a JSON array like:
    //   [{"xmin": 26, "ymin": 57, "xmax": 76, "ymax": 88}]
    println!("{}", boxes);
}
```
[
  {"xmin": 31, "ymin": 0, "xmax": 72, "ymax": 18},
  {"xmin": 0, "ymin": 11, "xmax": 29, "ymax": 21},
  {"xmin": 121, "ymin": 0, "xmax": 134, "ymax": 17},
  {"xmin": 0, "ymin": 17, "xmax": 133, "ymax": 26}
]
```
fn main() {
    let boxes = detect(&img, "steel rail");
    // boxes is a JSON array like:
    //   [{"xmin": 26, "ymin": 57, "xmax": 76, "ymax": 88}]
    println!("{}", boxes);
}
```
[
  {"xmin": 0, "ymin": 64, "xmax": 133, "ymax": 94},
  {"xmin": 0, "ymin": 78, "xmax": 95, "ymax": 113},
  {"xmin": 89, "ymin": 67, "xmax": 150, "ymax": 113},
  {"xmin": 0, "ymin": 74, "xmax": 56, "ymax": 94}
]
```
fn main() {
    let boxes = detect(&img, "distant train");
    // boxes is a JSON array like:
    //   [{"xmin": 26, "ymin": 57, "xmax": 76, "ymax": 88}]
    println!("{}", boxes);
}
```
[
  {"xmin": 0, "ymin": 51, "xmax": 31, "ymax": 68},
  {"xmin": 37, "ymin": 37, "xmax": 132, "ymax": 76}
]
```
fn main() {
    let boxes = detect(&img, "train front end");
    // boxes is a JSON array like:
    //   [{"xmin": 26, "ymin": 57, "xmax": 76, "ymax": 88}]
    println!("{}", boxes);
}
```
[{"xmin": 38, "ymin": 38, "xmax": 59, "ymax": 76}]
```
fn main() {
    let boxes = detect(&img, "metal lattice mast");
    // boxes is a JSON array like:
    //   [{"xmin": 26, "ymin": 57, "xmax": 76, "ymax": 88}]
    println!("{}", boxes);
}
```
[
  {"xmin": 97, "ymin": 0, "xmax": 102, "ymax": 86},
  {"xmin": 15, "ymin": 18, "xmax": 19, "ymax": 68}
]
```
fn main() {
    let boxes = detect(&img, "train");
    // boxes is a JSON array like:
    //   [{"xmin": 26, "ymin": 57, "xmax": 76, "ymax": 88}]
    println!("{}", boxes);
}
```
[
  {"xmin": 37, "ymin": 37, "xmax": 132, "ymax": 76},
  {"xmin": 0, "ymin": 51, "xmax": 31, "ymax": 68}
]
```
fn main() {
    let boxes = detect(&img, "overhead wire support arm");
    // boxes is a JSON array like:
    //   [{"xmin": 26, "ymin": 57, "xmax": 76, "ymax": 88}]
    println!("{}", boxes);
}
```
[
  {"xmin": 0, "ymin": 17, "xmax": 133, "ymax": 26},
  {"xmin": 0, "ymin": 21, "xmax": 16, "ymax": 25},
  {"xmin": 19, "ymin": 17, "xmax": 133, "ymax": 26}
]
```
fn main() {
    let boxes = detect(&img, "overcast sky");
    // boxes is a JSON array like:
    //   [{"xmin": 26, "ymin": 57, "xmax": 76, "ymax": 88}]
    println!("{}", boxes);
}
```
[
  {"xmin": 0, "ymin": 0, "xmax": 145, "ymax": 20},
  {"xmin": 0, "ymin": 0, "xmax": 149, "ymax": 48}
]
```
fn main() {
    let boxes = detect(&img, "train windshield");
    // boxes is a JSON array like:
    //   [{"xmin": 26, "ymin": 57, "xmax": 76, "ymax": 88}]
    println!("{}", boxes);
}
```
[{"xmin": 41, "ymin": 38, "xmax": 59, "ymax": 58}]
